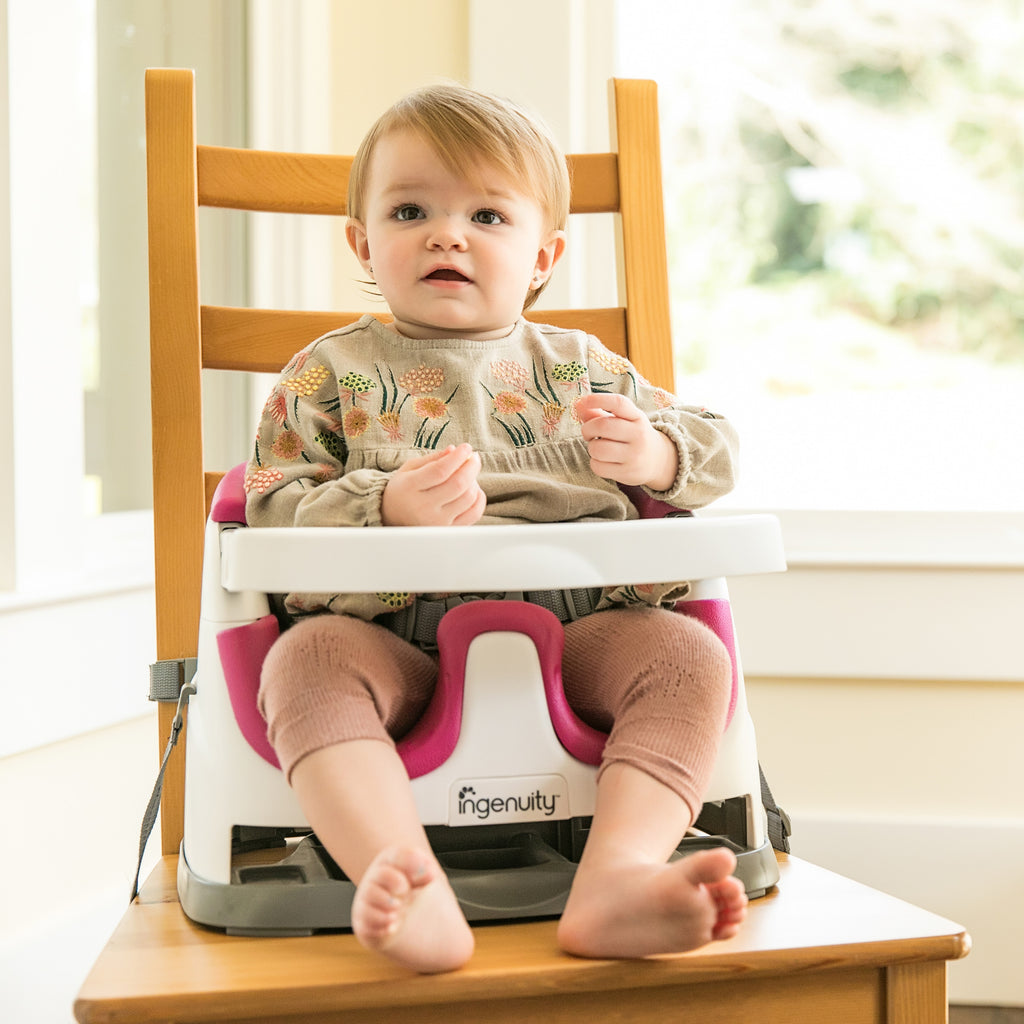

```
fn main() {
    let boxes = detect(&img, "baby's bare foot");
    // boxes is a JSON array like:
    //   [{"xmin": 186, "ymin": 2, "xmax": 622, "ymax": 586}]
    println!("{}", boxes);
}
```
[
  {"xmin": 557, "ymin": 846, "xmax": 747, "ymax": 959},
  {"xmin": 351, "ymin": 846, "xmax": 474, "ymax": 973}
]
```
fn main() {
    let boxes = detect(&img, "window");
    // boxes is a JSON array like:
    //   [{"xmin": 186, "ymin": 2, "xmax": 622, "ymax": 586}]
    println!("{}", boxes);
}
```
[
  {"xmin": 0, "ymin": 0, "xmax": 247, "ymax": 755},
  {"xmin": 617, "ymin": 0, "xmax": 1023, "ymax": 515},
  {"xmin": 6, "ymin": 0, "xmax": 104, "ymax": 596},
  {"xmin": 606, "ymin": 0, "xmax": 1022, "ymax": 682}
]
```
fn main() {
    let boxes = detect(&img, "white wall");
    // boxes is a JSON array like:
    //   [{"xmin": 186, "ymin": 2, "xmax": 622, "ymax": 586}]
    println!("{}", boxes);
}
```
[
  {"xmin": 0, "ymin": 715, "xmax": 161, "ymax": 1024},
  {"xmin": 740, "ymin": 606, "xmax": 1024, "ymax": 1006}
]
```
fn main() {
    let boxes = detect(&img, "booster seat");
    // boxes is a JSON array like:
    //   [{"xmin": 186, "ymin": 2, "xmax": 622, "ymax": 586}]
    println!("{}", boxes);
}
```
[
  {"xmin": 143, "ymin": 69, "xmax": 790, "ymax": 937},
  {"xmin": 175, "ymin": 464, "xmax": 786, "ymax": 934}
]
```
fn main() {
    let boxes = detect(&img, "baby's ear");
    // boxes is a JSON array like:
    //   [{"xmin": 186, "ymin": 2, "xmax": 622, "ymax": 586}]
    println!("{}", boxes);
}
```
[
  {"xmin": 346, "ymin": 219, "xmax": 371, "ymax": 268},
  {"xmin": 534, "ymin": 229, "xmax": 567, "ymax": 284}
]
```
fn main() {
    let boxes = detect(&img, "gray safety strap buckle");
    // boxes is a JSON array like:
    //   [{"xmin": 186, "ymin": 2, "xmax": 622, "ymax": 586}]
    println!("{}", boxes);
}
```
[
  {"xmin": 132, "ymin": 659, "xmax": 198, "ymax": 903},
  {"xmin": 149, "ymin": 657, "xmax": 197, "ymax": 702}
]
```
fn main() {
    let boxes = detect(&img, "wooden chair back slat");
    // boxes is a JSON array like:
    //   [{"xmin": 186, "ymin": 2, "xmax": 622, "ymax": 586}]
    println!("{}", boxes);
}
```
[
  {"xmin": 196, "ymin": 146, "xmax": 620, "ymax": 216},
  {"xmin": 199, "ymin": 306, "xmax": 629, "ymax": 373}
]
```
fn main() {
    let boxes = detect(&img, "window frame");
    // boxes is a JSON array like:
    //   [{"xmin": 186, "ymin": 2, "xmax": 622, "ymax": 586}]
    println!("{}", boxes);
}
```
[{"xmin": 0, "ymin": 0, "xmax": 249, "ymax": 757}]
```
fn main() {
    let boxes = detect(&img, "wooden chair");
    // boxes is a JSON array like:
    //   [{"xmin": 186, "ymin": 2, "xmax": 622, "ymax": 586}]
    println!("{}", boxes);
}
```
[
  {"xmin": 74, "ymin": 67, "xmax": 968, "ymax": 1023},
  {"xmin": 144, "ymin": 68, "xmax": 675, "ymax": 863}
]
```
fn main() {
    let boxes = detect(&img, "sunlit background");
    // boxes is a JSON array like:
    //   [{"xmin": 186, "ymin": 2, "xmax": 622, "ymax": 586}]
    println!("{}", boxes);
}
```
[{"xmin": 620, "ymin": 0, "xmax": 1023, "ymax": 510}]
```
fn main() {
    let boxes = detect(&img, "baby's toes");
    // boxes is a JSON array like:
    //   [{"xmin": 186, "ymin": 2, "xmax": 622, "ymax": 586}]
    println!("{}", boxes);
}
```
[
  {"xmin": 368, "ymin": 862, "xmax": 414, "ymax": 906},
  {"xmin": 352, "ymin": 864, "xmax": 407, "ymax": 936},
  {"xmin": 708, "ymin": 878, "xmax": 747, "ymax": 939},
  {"xmin": 380, "ymin": 847, "xmax": 436, "ymax": 890}
]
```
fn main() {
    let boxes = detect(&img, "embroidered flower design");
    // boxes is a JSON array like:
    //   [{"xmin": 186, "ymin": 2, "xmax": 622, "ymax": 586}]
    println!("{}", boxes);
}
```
[
  {"xmin": 264, "ymin": 388, "xmax": 288, "ymax": 426},
  {"xmin": 493, "ymin": 390, "xmax": 528, "ymax": 415},
  {"xmin": 412, "ymin": 384, "xmax": 458, "ymax": 449},
  {"xmin": 376, "ymin": 411, "xmax": 404, "ymax": 441},
  {"xmin": 652, "ymin": 388, "xmax": 674, "ymax": 409},
  {"xmin": 342, "ymin": 407, "xmax": 371, "ymax": 437},
  {"xmin": 540, "ymin": 401, "xmax": 566, "ymax": 436},
  {"xmin": 339, "ymin": 372, "xmax": 377, "ymax": 402},
  {"xmin": 283, "ymin": 363, "xmax": 330, "ymax": 396},
  {"xmin": 587, "ymin": 344, "xmax": 638, "ymax": 398},
  {"xmin": 551, "ymin": 361, "xmax": 587, "ymax": 386},
  {"xmin": 283, "ymin": 350, "xmax": 309, "ymax": 375},
  {"xmin": 315, "ymin": 430, "xmax": 346, "ymax": 461},
  {"xmin": 588, "ymin": 345, "xmax": 631, "ymax": 375},
  {"xmin": 398, "ymin": 364, "xmax": 445, "ymax": 395},
  {"xmin": 271, "ymin": 430, "xmax": 303, "ymax": 460},
  {"xmin": 414, "ymin": 395, "xmax": 448, "ymax": 419},
  {"xmin": 482, "ymin": 359, "xmax": 580, "ymax": 447},
  {"xmin": 244, "ymin": 467, "xmax": 284, "ymax": 494},
  {"xmin": 484, "ymin": 384, "xmax": 535, "ymax": 446},
  {"xmin": 490, "ymin": 359, "xmax": 530, "ymax": 392}
]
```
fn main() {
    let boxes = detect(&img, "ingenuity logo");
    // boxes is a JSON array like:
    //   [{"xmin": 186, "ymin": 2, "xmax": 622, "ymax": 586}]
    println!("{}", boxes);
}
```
[{"xmin": 456, "ymin": 784, "xmax": 561, "ymax": 822}]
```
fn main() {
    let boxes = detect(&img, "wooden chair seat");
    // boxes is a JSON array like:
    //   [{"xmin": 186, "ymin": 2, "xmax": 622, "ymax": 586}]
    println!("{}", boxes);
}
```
[{"xmin": 75, "ymin": 852, "xmax": 968, "ymax": 1024}]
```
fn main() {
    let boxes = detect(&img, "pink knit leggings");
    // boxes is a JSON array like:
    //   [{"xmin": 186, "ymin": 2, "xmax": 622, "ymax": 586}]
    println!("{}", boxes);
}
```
[{"xmin": 258, "ymin": 606, "xmax": 732, "ymax": 823}]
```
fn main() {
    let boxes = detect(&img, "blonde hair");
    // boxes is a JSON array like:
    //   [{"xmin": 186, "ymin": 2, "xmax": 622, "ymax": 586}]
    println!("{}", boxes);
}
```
[{"xmin": 347, "ymin": 83, "xmax": 571, "ymax": 310}]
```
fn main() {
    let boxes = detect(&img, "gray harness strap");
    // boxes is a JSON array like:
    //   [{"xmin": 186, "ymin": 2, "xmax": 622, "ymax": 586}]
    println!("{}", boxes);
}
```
[
  {"xmin": 760, "ymin": 763, "xmax": 793, "ymax": 853},
  {"xmin": 131, "ymin": 659, "xmax": 197, "ymax": 902},
  {"xmin": 382, "ymin": 588, "xmax": 602, "ymax": 650}
]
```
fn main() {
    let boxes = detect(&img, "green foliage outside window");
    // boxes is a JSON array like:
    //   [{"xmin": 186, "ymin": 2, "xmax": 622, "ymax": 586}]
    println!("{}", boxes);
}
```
[{"xmin": 652, "ymin": 0, "xmax": 1024, "ymax": 378}]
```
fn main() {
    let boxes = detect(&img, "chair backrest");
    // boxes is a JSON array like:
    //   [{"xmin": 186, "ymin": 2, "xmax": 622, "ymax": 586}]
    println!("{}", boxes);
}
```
[{"xmin": 144, "ymin": 68, "xmax": 674, "ymax": 853}]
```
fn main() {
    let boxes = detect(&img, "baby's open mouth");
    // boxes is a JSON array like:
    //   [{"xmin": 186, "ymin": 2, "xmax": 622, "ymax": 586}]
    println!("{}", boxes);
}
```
[{"xmin": 425, "ymin": 268, "xmax": 470, "ymax": 282}]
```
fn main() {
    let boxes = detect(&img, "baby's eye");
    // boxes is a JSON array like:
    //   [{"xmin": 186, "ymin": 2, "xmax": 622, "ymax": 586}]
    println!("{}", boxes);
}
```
[
  {"xmin": 393, "ymin": 204, "xmax": 424, "ymax": 222},
  {"xmin": 473, "ymin": 209, "xmax": 504, "ymax": 226}
]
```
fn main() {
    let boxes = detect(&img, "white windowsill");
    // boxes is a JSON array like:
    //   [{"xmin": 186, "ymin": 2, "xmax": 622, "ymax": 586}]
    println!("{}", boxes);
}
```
[
  {"xmin": 0, "ymin": 511, "xmax": 157, "ymax": 757},
  {"xmin": 0, "ymin": 510, "xmax": 154, "ymax": 613},
  {"xmin": 705, "ymin": 508, "xmax": 1024, "ymax": 571}
]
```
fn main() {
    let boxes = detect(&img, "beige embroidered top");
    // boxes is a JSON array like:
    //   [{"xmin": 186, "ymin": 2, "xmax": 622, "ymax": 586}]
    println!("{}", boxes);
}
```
[{"xmin": 244, "ymin": 315, "xmax": 739, "ymax": 620}]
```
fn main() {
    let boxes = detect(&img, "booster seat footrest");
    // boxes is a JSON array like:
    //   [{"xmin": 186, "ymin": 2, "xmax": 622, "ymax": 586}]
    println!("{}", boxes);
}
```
[{"xmin": 178, "ymin": 818, "xmax": 779, "ymax": 935}]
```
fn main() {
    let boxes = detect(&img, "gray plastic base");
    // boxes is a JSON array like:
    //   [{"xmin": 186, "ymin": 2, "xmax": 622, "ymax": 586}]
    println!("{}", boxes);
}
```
[{"xmin": 177, "ymin": 819, "xmax": 780, "ymax": 937}]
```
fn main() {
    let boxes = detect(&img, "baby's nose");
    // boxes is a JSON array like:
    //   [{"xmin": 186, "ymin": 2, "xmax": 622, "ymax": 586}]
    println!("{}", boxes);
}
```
[{"xmin": 428, "ymin": 218, "xmax": 468, "ymax": 250}]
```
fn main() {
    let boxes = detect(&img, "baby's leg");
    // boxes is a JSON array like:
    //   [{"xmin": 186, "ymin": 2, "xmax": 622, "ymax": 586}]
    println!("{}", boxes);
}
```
[
  {"xmin": 260, "ymin": 616, "xmax": 473, "ymax": 972},
  {"xmin": 558, "ymin": 608, "xmax": 745, "ymax": 958},
  {"xmin": 557, "ymin": 763, "xmax": 747, "ymax": 958},
  {"xmin": 291, "ymin": 741, "xmax": 474, "ymax": 973}
]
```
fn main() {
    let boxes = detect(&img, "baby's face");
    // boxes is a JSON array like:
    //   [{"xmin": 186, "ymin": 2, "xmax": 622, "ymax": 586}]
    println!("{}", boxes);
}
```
[{"xmin": 347, "ymin": 130, "xmax": 564, "ymax": 340}]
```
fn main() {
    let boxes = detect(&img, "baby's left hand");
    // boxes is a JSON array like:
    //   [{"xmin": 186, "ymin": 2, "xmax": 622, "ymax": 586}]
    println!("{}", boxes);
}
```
[{"xmin": 575, "ymin": 393, "xmax": 678, "ymax": 491}]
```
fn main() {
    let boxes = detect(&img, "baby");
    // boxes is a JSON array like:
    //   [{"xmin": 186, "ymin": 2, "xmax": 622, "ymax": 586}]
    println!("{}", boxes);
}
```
[{"xmin": 246, "ymin": 82, "xmax": 747, "ymax": 972}]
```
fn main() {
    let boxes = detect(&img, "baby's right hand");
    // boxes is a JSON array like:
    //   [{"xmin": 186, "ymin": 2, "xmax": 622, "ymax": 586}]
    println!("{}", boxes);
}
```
[{"xmin": 381, "ymin": 443, "xmax": 486, "ymax": 526}]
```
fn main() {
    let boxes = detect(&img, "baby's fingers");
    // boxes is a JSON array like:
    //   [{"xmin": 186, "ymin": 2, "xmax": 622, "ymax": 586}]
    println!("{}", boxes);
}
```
[
  {"xmin": 399, "ymin": 444, "xmax": 477, "ymax": 485},
  {"xmin": 447, "ymin": 485, "xmax": 487, "ymax": 526},
  {"xmin": 575, "ymin": 392, "xmax": 643, "ymax": 423}
]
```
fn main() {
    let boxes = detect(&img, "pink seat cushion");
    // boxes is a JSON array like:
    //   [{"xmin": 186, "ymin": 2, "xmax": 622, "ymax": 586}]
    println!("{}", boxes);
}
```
[
  {"xmin": 216, "ymin": 602, "xmax": 608, "ymax": 777},
  {"xmin": 677, "ymin": 599, "xmax": 738, "ymax": 727},
  {"xmin": 216, "ymin": 614, "xmax": 281, "ymax": 770},
  {"xmin": 397, "ymin": 601, "xmax": 608, "ymax": 777},
  {"xmin": 210, "ymin": 463, "xmax": 248, "ymax": 524}
]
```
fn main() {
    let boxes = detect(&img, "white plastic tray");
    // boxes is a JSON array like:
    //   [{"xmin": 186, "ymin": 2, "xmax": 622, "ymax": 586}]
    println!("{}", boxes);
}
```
[{"xmin": 219, "ymin": 515, "xmax": 786, "ymax": 594}]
